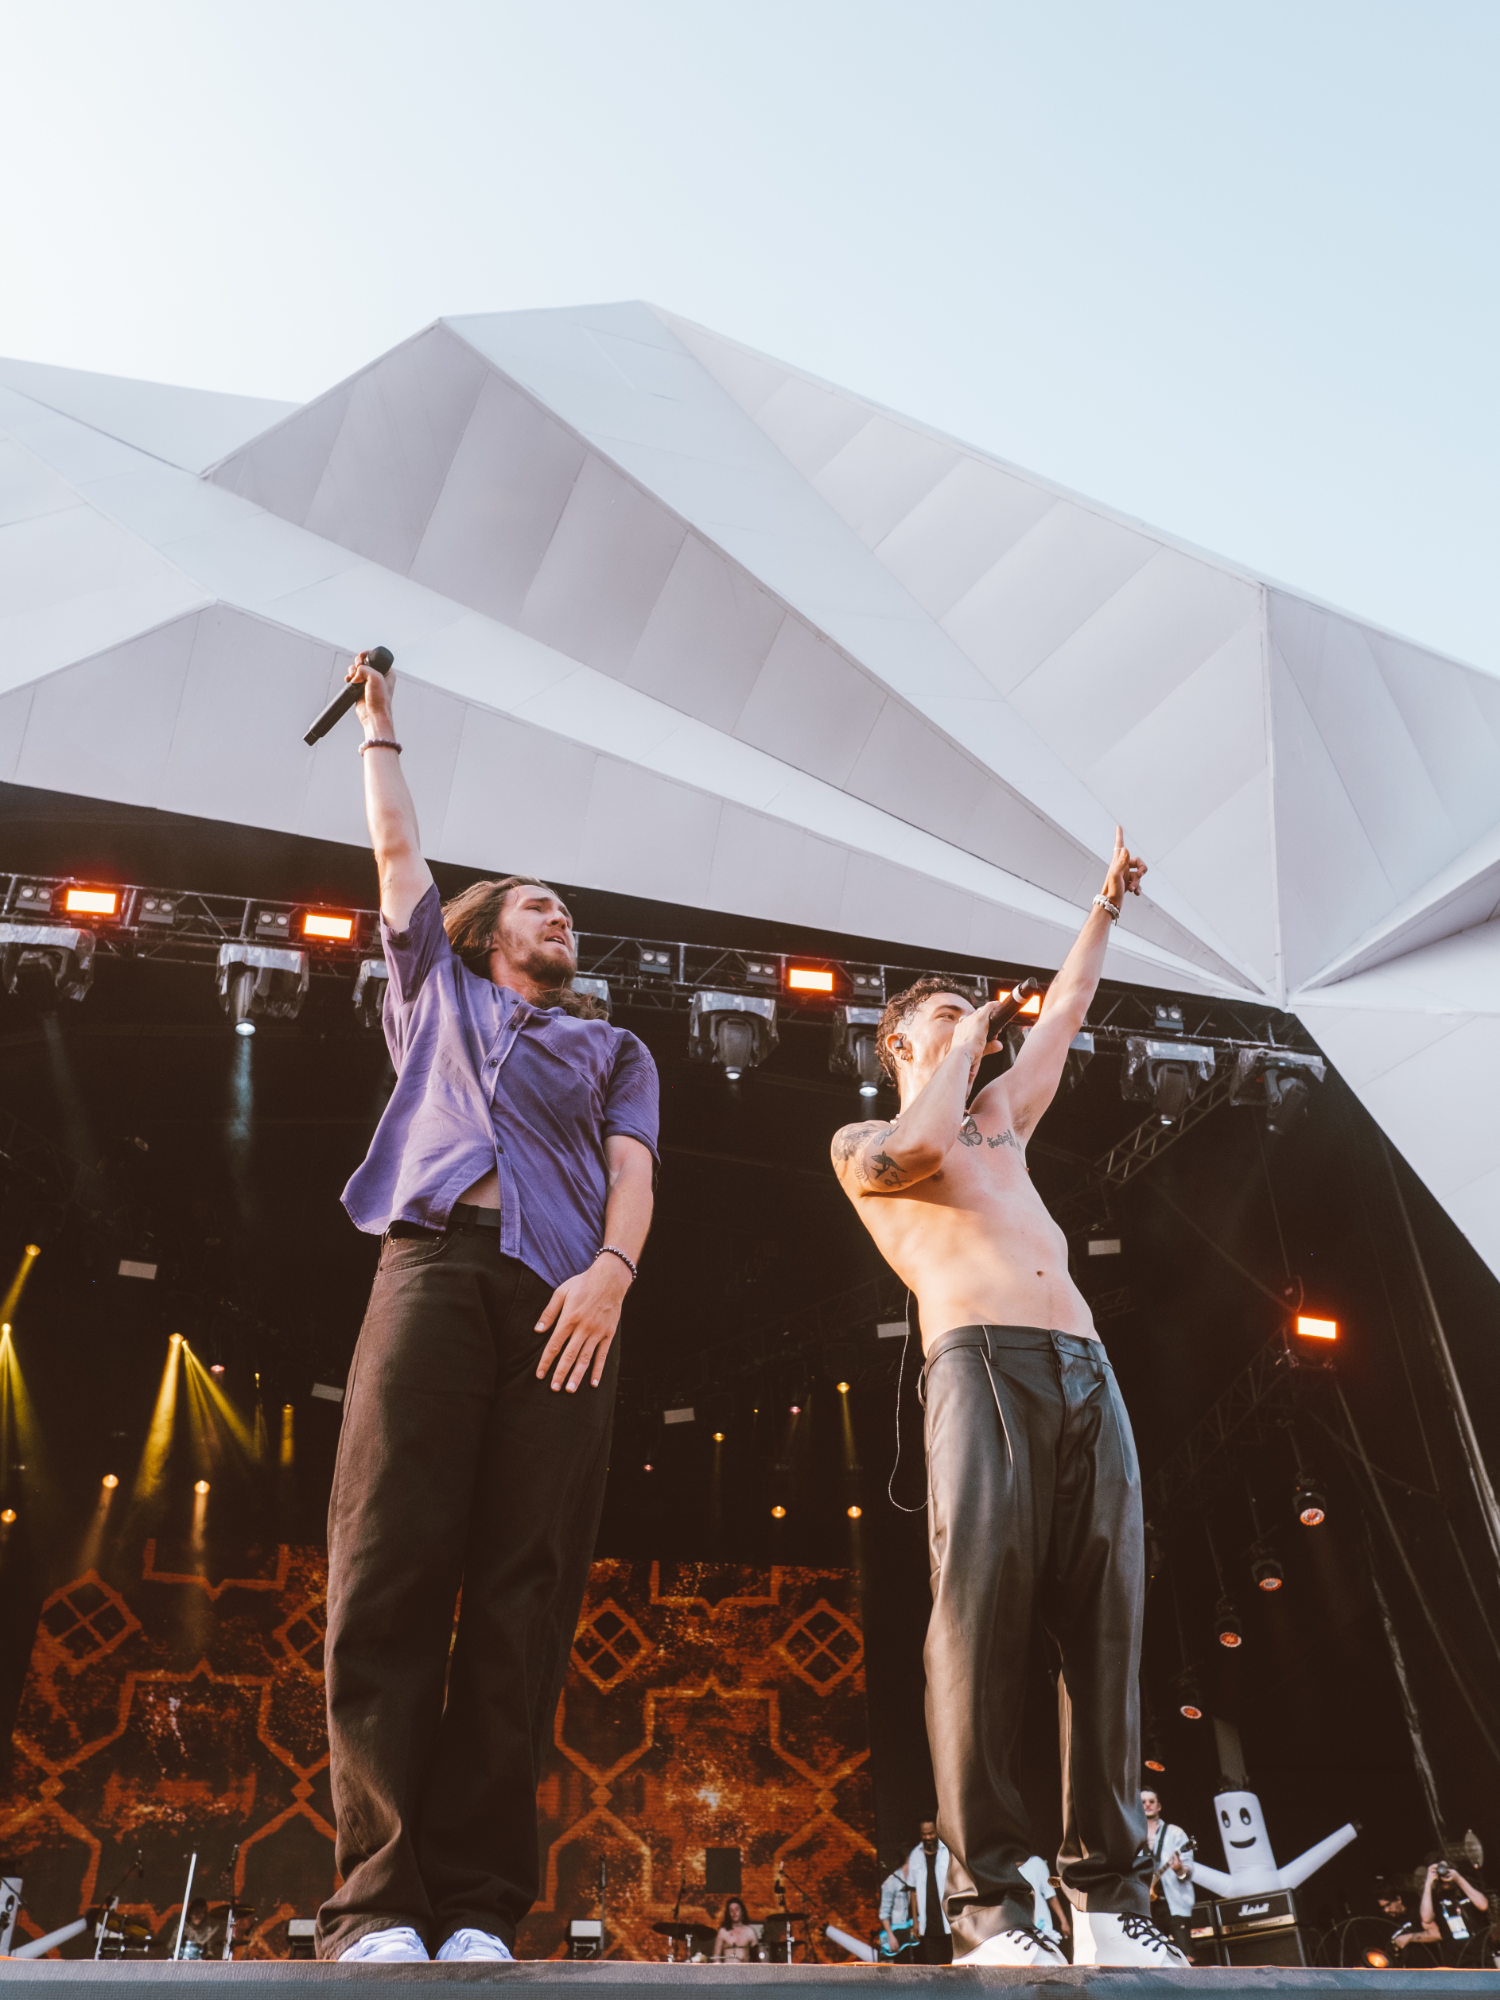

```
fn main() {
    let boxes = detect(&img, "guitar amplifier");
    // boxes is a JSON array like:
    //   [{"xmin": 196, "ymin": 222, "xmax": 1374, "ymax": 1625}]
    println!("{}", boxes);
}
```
[{"xmin": 1214, "ymin": 1890, "xmax": 1308, "ymax": 1966}]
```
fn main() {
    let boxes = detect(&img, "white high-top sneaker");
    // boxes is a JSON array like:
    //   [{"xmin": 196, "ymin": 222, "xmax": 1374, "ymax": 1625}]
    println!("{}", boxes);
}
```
[
  {"xmin": 953, "ymin": 1929, "xmax": 1070, "ymax": 1967},
  {"xmin": 1075, "ymin": 1911, "xmax": 1188, "ymax": 1967}
]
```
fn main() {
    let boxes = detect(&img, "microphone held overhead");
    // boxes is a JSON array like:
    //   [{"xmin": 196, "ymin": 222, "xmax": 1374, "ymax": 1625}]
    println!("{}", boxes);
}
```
[{"xmin": 303, "ymin": 647, "xmax": 394, "ymax": 747}]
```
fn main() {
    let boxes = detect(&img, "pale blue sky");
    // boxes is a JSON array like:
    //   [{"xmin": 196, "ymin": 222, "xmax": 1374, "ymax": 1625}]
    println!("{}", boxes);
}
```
[{"xmin": 2, "ymin": 2, "xmax": 1496, "ymax": 669}]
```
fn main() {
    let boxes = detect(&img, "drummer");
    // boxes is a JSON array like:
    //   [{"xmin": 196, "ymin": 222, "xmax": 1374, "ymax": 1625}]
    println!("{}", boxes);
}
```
[
  {"xmin": 175, "ymin": 1899, "xmax": 220, "ymax": 1960},
  {"xmin": 712, "ymin": 1899, "xmax": 758, "ymax": 1963}
]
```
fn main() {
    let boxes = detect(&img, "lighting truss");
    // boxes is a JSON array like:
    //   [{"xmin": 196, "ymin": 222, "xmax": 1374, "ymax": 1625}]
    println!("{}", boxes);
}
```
[{"xmin": 0, "ymin": 869, "xmax": 1325, "ymax": 1055}]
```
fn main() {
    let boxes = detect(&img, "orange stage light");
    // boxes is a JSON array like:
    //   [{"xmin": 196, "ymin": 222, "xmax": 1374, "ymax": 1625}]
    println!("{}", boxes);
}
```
[
  {"xmin": 1001, "ymin": 987, "xmax": 1042, "ymax": 1015},
  {"xmin": 846, "ymin": 1505, "xmax": 862, "ymax": 1519},
  {"xmin": 1296, "ymin": 1314, "xmax": 1338, "ymax": 1340},
  {"xmin": 102, "ymin": 1473, "xmax": 119, "ymax": 1489},
  {"xmin": 787, "ymin": 966, "xmax": 834, "ymax": 993},
  {"xmin": 63, "ymin": 887, "xmax": 119, "ymax": 916},
  {"xmin": 303, "ymin": 911, "xmax": 355, "ymax": 941},
  {"xmin": 193, "ymin": 1479, "xmax": 210, "ymax": 1495},
  {"xmin": 770, "ymin": 1504, "xmax": 787, "ymax": 1519},
  {"xmin": 0, "ymin": 1508, "xmax": 16, "ymax": 1524}
]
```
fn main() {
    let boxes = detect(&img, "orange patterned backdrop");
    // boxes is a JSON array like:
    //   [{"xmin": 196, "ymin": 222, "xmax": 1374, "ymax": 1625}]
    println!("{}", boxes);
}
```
[{"xmin": 0, "ymin": 1546, "xmax": 875, "ymax": 1960}]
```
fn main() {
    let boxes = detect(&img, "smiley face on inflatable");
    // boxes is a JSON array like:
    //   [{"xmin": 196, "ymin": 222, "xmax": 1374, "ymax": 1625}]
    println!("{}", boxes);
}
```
[{"xmin": 1216, "ymin": 1790, "xmax": 1272, "ymax": 1872}]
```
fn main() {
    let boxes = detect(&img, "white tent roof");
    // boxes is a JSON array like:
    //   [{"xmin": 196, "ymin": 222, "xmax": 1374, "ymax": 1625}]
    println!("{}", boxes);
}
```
[{"xmin": 0, "ymin": 306, "xmax": 1497, "ymax": 1274}]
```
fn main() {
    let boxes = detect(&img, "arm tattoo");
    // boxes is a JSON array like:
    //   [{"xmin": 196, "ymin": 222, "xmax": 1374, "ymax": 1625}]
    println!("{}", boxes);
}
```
[{"xmin": 833, "ymin": 1122, "xmax": 911, "ymax": 1189}]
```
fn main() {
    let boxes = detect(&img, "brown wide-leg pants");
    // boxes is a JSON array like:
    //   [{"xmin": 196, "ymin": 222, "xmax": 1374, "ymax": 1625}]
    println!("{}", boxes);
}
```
[
  {"xmin": 922, "ymin": 1323, "xmax": 1152, "ymax": 1955},
  {"xmin": 315, "ymin": 1219, "xmax": 616, "ymax": 1959}
]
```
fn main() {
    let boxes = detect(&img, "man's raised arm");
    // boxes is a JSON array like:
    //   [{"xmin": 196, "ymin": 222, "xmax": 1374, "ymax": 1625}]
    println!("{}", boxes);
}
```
[
  {"xmin": 1003, "ymin": 826, "xmax": 1145, "ymax": 1138},
  {"xmin": 347, "ymin": 651, "xmax": 433, "ymax": 931},
  {"xmin": 832, "ymin": 1001, "xmax": 1000, "ymax": 1193}
]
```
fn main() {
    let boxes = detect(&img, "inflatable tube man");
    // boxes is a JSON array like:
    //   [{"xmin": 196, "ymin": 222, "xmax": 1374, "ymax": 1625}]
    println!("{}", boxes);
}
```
[{"xmin": 1189, "ymin": 1786, "xmax": 1357, "ymax": 1899}]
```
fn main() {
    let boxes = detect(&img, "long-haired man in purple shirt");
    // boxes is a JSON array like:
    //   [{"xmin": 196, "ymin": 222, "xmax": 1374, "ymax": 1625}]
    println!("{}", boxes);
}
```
[{"xmin": 315, "ymin": 655, "xmax": 659, "ymax": 1965}]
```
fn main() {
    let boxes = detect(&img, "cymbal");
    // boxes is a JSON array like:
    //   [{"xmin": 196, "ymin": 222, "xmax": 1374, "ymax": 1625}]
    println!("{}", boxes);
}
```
[
  {"xmin": 210, "ymin": 1904, "xmax": 257, "ymax": 1919},
  {"xmin": 652, "ymin": 1922, "xmax": 710, "ymax": 1938},
  {"xmin": 762, "ymin": 1913, "xmax": 808, "ymax": 1926}
]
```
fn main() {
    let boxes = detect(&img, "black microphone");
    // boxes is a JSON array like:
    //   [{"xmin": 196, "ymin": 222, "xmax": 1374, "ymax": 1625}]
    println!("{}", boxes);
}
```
[{"xmin": 303, "ymin": 647, "xmax": 394, "ymax": 747}]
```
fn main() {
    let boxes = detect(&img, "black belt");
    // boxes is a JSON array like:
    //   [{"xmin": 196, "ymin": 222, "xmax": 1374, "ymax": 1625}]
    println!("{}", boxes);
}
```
[{"xmin": 389, "ymin": 1203, "xmax": 500, "ymax": 1240}]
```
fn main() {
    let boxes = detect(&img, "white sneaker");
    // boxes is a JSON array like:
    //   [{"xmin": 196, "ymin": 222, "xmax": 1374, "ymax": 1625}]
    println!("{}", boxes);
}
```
[
  {"xmin": 436, "ymin": 1929, "xmax": 515, "ymax": 1963},
  {"xmin": 953, "ymin": 1929, "xmax": 1069, "ymax": 1967},
  {"xmin": 340, "ymin": 1926, "xmax": 429, "ymax": 1962},
  {"xmin": 1078, "ymin": 1911, "xmax": 1188, "ymax": 1967}
]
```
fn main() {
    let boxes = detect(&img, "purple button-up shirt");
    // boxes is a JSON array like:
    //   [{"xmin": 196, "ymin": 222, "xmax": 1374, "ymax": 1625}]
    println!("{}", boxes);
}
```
[{"xmin": 342, "ymin": 884, "xmax": 660, "ymax": 1290}]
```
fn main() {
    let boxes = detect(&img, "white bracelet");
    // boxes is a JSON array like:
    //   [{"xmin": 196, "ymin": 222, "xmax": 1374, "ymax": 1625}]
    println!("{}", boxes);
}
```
[{"xmin": 1093, "ymin": 894, "xmax": 1120, "ymax": 922}]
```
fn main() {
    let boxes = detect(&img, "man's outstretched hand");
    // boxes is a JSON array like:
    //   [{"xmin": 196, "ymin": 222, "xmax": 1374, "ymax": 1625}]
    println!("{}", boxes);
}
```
[{"xmin": 1104, "ymin": 826, "xmax": 1147, "ymax": 907}]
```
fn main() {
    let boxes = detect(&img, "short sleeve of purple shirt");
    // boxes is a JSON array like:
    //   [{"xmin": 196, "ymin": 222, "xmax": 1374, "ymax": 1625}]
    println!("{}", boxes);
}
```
[{"xmin": 342, "ymin": 882, "xmax": 661, "ymax": 1290}]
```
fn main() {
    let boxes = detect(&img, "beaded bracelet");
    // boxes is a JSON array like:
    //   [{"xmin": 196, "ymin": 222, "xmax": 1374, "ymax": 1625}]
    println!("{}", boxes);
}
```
[
  {"xmin": 1093, "ymin": 894, "xmax": 1120, "ymax": 922},
  {"xmin": 596, "ymin": 1244, "xmax": 639, "ymax": 1282},
  {"xmin": 359, "ymin": 738, "xmax": 403, "ymax": 755}
]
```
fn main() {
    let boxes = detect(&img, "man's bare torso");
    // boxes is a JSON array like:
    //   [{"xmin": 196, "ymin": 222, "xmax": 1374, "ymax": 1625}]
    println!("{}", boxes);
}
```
[{"xmin": 834, "ymin": 1076, "xmax": 1097, "ymax": 1349}]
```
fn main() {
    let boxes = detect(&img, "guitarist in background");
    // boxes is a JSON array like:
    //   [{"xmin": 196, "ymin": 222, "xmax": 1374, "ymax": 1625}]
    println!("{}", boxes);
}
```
[{"xmin": 1141, "ymin": 1789, "xmax": 1195, "ymax": 1961}]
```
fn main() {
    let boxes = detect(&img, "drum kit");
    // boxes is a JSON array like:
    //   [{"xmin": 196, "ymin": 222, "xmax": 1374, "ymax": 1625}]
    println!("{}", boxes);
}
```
[
  {"xmin": 649, "ymin": 1912, "xmax": 808, "ymax": 1964},
  {"xmin": 88, "ymin": 1901, "xmax": 257, "ymax": 1959},
  {"xmin": 81, "ymin": 1848, "xmax": 257, "ymax": 1960}
]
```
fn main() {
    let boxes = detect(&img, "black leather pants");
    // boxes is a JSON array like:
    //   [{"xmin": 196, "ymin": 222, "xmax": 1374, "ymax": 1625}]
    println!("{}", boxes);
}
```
[{"xmin": 922, "ymin": 1324, "xmax": 1152, "ymax": 1951}]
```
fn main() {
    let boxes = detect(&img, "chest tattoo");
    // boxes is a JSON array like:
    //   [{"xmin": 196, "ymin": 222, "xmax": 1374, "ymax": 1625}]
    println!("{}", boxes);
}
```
[
  {"xmin": 987, "ymin": 1126, "xmax": 1023, "ymax": 1154},
  {"xmin": 959, "ymin": 1115, "xmax": 983, "ymax": 1147}
]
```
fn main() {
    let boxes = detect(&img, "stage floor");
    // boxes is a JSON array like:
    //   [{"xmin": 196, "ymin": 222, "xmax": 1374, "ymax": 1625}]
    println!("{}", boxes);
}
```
[{"xmin": 2, "ymin": 1967, "xmax": 1499, "ymax": 1995}]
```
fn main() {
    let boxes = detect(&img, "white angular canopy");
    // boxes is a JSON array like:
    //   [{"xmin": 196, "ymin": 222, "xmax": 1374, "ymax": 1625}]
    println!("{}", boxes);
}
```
[{"xmin": 0, "ymin": 309, "xmax": 1496, "ymax": 1277}]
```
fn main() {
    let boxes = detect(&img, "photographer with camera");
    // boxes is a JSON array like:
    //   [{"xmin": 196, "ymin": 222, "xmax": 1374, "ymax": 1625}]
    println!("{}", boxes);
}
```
[{"xmin": 1418, "ymin": 1858, "xmax": 1488, "ymax": 1964}]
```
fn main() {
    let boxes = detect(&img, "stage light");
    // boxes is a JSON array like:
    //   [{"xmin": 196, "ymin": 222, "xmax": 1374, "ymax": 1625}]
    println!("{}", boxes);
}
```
[
  {"xmin": 1296, "ymin": 1315, "xmax": 1338, "ymax": 1341},
  {"xmin": 1215, "ymin": 1600, "xmax": 1244, "ymax": 1648},
  {"xmin": 788, "ymin": 966, "xmax": 834, "ymax": 994},
  {"xmin": 1365, "ymin": 1951, "xmax": 1390, "ymax": 1970},
  {"xmin": 790, "ymin": 1404, "xmax": 801, "ymax": 1415},
  {"xmin": 689, "ymin": 990, "xmax": 777, "ymax": 1080},
  {"xmin": 770, "ymin": 1505, "xmax": 787, "ymax": 1519},
  {"xmin": 846, "ymin": 1505, "xmax": 862, "ymax": 1519},
  {"xmin": 1252, "ymin": 1551, "xmax": 1284, "ymax": 1592},
  {"xmin": 0, "ymin": 1508, "xmax": 14, "ymax": 1524},
  {"xmin": 1175, "ymin": 1674, "xmax": 1204, "ymax": 1720},
  {"xmin": 830, "ymin": 1005, "xmax": 884, "ymax": 1095},
  {"xmin": 0, "ymin": 1245, "xmax": 41, "ymax": 1335},
  {"xmin": 643, "ymin": 1462, "xmax": 653, "ymax": 1472},
  {"xmin": 1121, "ymin": 1027, "xmax": 1215, "ymax": 1127},
  {"xmin": 194, "ymin": 1479, "xmax": 210, "ymax": 1495},
  {"xmin": 217, "ymin": 942, "xmax": 309, "ymax": 1034},
  {"xmin": 1001, "ymin": 987, "xmax": 1042, "ymax": 1017},
  {"xmin": 62, "ymin": 887, "xmax": 118, "ymax": 917},
  {"xmin": 0, "ymin": 921, "xmax": 96, "ymax": 1005},
  {"xmin": 1144, "ymin": 1756, "xmax": 1166, "ymax": 1774},
  {"xmin": 1295, "ymin": 1478, "xmax": 1327, "ymax": 1527},
  {"xmin": 1229, "ymin": 1045, "xmax": 1326, "ymax": 1131},
  {"xmin": 712, "ymin": 1431, "xmax": 725, "ymax": 1443},
  {"xmin": 302, "ymin": 911, "xmax": 355, "ymax": 942},
  {"xmin": 745, "ymin": 958, "xmax": 779, "ymax": 991},
  {"xmin": 102, "ymin": 1473, "xmax": 118, "ymax": 1489},
  {"xmin": 210, "ymin": 1363, "xmax": 225, "ymax": 1376},
  {"xmin": 138, "ymin": 894, "xmax": 178, "ymax": 927},
  {"xmin": 837, "ymin": 1381, "xmax": 850, "ymax": 1394},
  {"xmin": 635, "ymin": 945, "xmax": 672, "ymax": 980},
  {"xmin": 353, "ymin": 958, "xmax": 389, "ymax": 1028},
  {"xmin": 569, "ymin": 976, "xmax": 611, "ymax": 1017}
]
